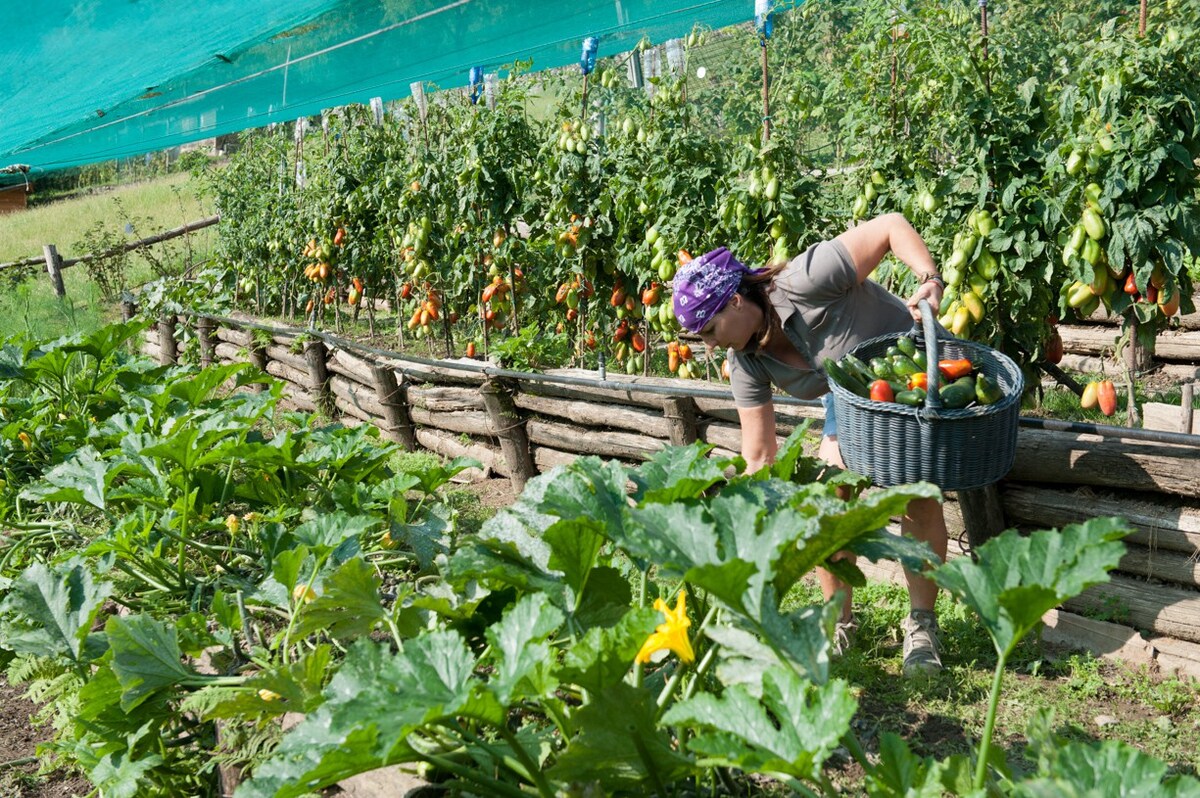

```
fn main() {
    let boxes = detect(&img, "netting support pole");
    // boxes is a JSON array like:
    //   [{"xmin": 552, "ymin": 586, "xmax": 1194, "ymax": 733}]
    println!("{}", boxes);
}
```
[
  {"xmin": 581, "ymin": 73, "xmax": 589, "ymax": 124},
  {"xmin": 979, "ymin": 0, "xmax": 990, "ymax": 92},
  {"xmin": 1139, "ymin": 0, "xmax": 1148, "ymax": 36},
  {"xmin": 760, "ymin": 41, "xmax": 771, "ymax": 143},
  {"xmin": 43, "ymin": 244, "xmax": 66, "ymax": 298},
  {"xmin": 890, "ymin": 25, "xmax": 898, "ymax": 131}
]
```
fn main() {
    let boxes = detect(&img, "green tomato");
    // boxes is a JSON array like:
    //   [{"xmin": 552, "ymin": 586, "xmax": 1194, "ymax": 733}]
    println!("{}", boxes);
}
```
[{"xmin": 1065, "ymin": 149, "xmax": 1085, "ymax": 175}]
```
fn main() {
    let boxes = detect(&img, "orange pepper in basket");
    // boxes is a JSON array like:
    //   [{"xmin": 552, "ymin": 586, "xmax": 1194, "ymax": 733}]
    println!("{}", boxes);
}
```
[{"xmin": 937, "ymin": 359, "xmax": 973, "ymax": 381}]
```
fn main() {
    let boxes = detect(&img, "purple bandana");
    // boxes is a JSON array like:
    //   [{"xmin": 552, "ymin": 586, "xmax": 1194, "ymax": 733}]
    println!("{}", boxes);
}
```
[{"xmin": 671, "ymin": 248, "xmax": 765, "ymax": 333}]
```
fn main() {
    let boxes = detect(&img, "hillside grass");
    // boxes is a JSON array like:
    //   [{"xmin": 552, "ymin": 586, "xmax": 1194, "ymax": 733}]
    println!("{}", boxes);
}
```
[{"xmin": 0, "ymin": 173, "xmax": 215, "ymax": 340}]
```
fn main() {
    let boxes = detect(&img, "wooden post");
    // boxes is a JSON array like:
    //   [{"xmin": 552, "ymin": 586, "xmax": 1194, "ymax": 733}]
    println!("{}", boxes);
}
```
[
  {"xmin": 371, "ymin": 364, "xmax": 417, "ymax": 450},
  {"xmin": 480, "ymin": 378, "xmax": 536, "ymax": 490},
  {"xmin": 663, "ymin": 396, "xmax": 699, "ymax": 446},
  {"xmin": 304, "ymin": 339, "xmax": 335, "ymax": 416},
  {"xmin": 956, "ymin": 484, "xmax": 1007, "ymax": 552},
  {"xmin": 197, "ymin": 317, "xmax": 217, "ymax": 367},
  {"xmin": 43, "ymin": 244, "xmax": 66, "ymax": 298},
  {"xmin": 248, "ymin": 333, "xmax": 269, "ymax": 392},
  {"xmin": 158, "ymin": 315, "xmax": 178, "ymax": 365},
  {"xmin": 1182, "ymin": 383, "xmax": 1195, "ymax": 435}
]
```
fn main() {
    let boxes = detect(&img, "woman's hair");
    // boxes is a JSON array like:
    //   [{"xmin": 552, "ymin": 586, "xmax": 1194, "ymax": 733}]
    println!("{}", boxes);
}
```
[{"xmin": 736, "ymin": 262, "xmax": 789, "ymax": 348}]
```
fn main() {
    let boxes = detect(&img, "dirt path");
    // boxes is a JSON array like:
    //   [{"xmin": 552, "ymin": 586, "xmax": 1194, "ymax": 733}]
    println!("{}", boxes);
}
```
[{"xmin": 0, "ymin": 683, "xmax": 91, "ymax": 798}]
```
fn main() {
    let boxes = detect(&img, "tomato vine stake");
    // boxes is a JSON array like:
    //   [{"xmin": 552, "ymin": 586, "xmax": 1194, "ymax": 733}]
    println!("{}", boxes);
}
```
[
  {"xmin": 756, "ymin": 0, "xmax": 772, "ymax": 142},
  {"xmin": 579, "ymin": 36, "xmax": 598, "ymax": 121},
  {"xmin": 980, "ymin": 0, "xmax": 990, "ymax": 92}
]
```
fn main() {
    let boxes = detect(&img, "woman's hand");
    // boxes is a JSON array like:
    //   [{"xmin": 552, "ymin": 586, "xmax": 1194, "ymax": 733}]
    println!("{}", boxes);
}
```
[{"xmin": 906, "ymin": 279, "xmax": 943, "ymax": 322}]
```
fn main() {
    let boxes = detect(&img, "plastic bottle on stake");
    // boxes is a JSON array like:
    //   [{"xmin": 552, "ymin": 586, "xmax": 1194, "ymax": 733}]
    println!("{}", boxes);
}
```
[
  {"xmin": 468, "ymin": 66, "xmax": 484, "ymax": 105},
  {"xmin": 580, "ymin": 36, "xmax": 599, "ymax": 75},
  {"xmin": 755, "ymin": 0, "xmax": 772, "ymax": 39}
]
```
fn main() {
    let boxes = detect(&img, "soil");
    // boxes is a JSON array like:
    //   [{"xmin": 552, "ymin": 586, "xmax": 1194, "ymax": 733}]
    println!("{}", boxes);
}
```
[
  {"xmin": 457, "ymin": 475, "xmax": 520, "ymax": 509},
  {"xmin": 0, "ymin": 683, "xmax": 91, "ymax": 798}
]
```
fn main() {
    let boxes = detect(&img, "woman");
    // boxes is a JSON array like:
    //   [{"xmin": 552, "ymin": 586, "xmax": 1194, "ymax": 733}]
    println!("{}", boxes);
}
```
[{"xmin": 672, "ymin": 213, "xmax": 948, "ymax": 675}]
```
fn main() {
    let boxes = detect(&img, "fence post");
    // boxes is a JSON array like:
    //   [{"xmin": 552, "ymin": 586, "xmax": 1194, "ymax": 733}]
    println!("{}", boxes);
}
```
[
  {"xmin": 304, "ymin": 339, "xmax": 335, "ymax": 416},
  {"xmin": 120, "ymin": 294, "xmax": 138, "ymax": 321},
  {"xmin": 158, "ymin": 315, "xmax": 179, "ymax": 365},
  {"xmin": 371, "ymin": 364, "xmax": 417, "ymax": 450},
  {"xmin": 43, "ymin": 245, "xmax": 66, "ymax": 298},
  {"xmin": 663, "ymin": 396, "xmax": 699, "ymax": 445},
  {"xmin": 247, "ymin": 332, "xmax": 269, "ymax": 392},
  {"xmin": 197, "ymin": 317, "xmax": 217, "ymax": 367},
  {"xmin": 956, "ymin": 484, "xmax": 1007, "ymax": 552},
  {"xmin": 1182, "ymin": 383, "xmax": 1195, "ymax": 435},
  {"xmin": 480, "ymin": 378, "xmax": 536, "ymax": 490}
]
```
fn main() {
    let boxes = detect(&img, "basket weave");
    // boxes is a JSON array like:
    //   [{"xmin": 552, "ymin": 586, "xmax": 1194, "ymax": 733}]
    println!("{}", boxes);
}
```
[{"xmin": 827, "ymin": 301, "xmax": 1023, "ymax": 491}]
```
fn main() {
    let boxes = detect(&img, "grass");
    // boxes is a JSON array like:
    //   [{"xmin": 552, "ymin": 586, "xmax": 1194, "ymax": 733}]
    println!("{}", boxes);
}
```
[
  {"xmin": 0, "ymin": 172, "xmax": 213, "ymax": 263},
  {"xmin": 1030, "ymin": 370, "xmax": 1200, "ymax": 426},
  {"xmin": 0, "ymin": 172, "xmax": 215, "ymax": 341}
]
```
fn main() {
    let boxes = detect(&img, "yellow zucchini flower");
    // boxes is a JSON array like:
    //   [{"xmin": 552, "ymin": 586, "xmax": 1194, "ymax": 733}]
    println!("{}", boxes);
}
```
[{"xmin": 636, "ymin": 589, "xmax": 695, "ymax": 665}]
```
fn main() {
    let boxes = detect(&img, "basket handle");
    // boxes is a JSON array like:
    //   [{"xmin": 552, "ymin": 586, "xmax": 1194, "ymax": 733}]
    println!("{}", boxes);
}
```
[{"xmin": 918, "ymin": 298, "xmax": 943, "ymax": 410}]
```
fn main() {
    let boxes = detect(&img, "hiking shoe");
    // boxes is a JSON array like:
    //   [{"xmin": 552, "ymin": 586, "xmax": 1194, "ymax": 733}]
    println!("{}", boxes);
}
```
[
  {"xmin": 901, "ymin": 609, "xmax": 942, "ymax": 675},
  {"xmin": 833, "ymin": 619, "xmax": 858, "ymax": 657}
]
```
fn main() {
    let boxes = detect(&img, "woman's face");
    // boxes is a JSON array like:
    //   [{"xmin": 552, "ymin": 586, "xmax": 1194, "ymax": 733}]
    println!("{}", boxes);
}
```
[{"xmin": 697, "ymin": 293, "xmax": 762, "ymax": 351}]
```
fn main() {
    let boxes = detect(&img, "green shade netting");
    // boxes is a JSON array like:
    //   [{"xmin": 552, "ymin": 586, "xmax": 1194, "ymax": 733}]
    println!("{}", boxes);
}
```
[{"xmin": 0, "ymin": 0, "xmax": 753, "ymax": 180}]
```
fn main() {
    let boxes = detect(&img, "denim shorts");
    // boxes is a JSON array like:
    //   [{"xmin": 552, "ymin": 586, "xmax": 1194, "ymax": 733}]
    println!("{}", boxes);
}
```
[{"xmin": 821, "ymin": 392, "xmax": 838, "ymax": 439}]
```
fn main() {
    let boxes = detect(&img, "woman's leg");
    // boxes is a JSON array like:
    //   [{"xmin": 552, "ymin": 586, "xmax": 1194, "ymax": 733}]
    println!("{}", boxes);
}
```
[
  {"xmin": 901, "ymin": 497, "xmax": 948, "ymax": 611},
  {"xmin": 817, "ymin": 433, "xmax": 855, "ymax": 623}
]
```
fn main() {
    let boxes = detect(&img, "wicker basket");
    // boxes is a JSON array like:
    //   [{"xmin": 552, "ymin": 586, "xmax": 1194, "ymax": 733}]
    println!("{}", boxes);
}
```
[{"xmin": 827, "ymin": 300, "xmax": 1023, "ymax": 491}]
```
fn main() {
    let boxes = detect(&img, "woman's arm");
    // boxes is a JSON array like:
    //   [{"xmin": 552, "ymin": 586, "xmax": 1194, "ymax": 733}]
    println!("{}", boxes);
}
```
[
  {"xmin": 738, "ymin": 402, "xmax": 777, "ymax": 473},
  {"xmin": 836, "ymin": 213, "xmax": 943, "ymax": 319}
]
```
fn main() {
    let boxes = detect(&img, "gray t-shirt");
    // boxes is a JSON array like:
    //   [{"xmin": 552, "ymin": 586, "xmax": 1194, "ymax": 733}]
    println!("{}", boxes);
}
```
[{"xmin": 729, "ymin": 239, "xmax": 913, "ymax": 407}]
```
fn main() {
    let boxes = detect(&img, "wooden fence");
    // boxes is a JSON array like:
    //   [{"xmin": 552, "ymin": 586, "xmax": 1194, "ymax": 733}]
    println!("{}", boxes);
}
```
[
  {"xmin": 0, "ymin": 214, "xmax": 220, "ymax": 298},
  {"xmin": 145, "ymin": 311, "xmax": 1200, "ymax": 676}
]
